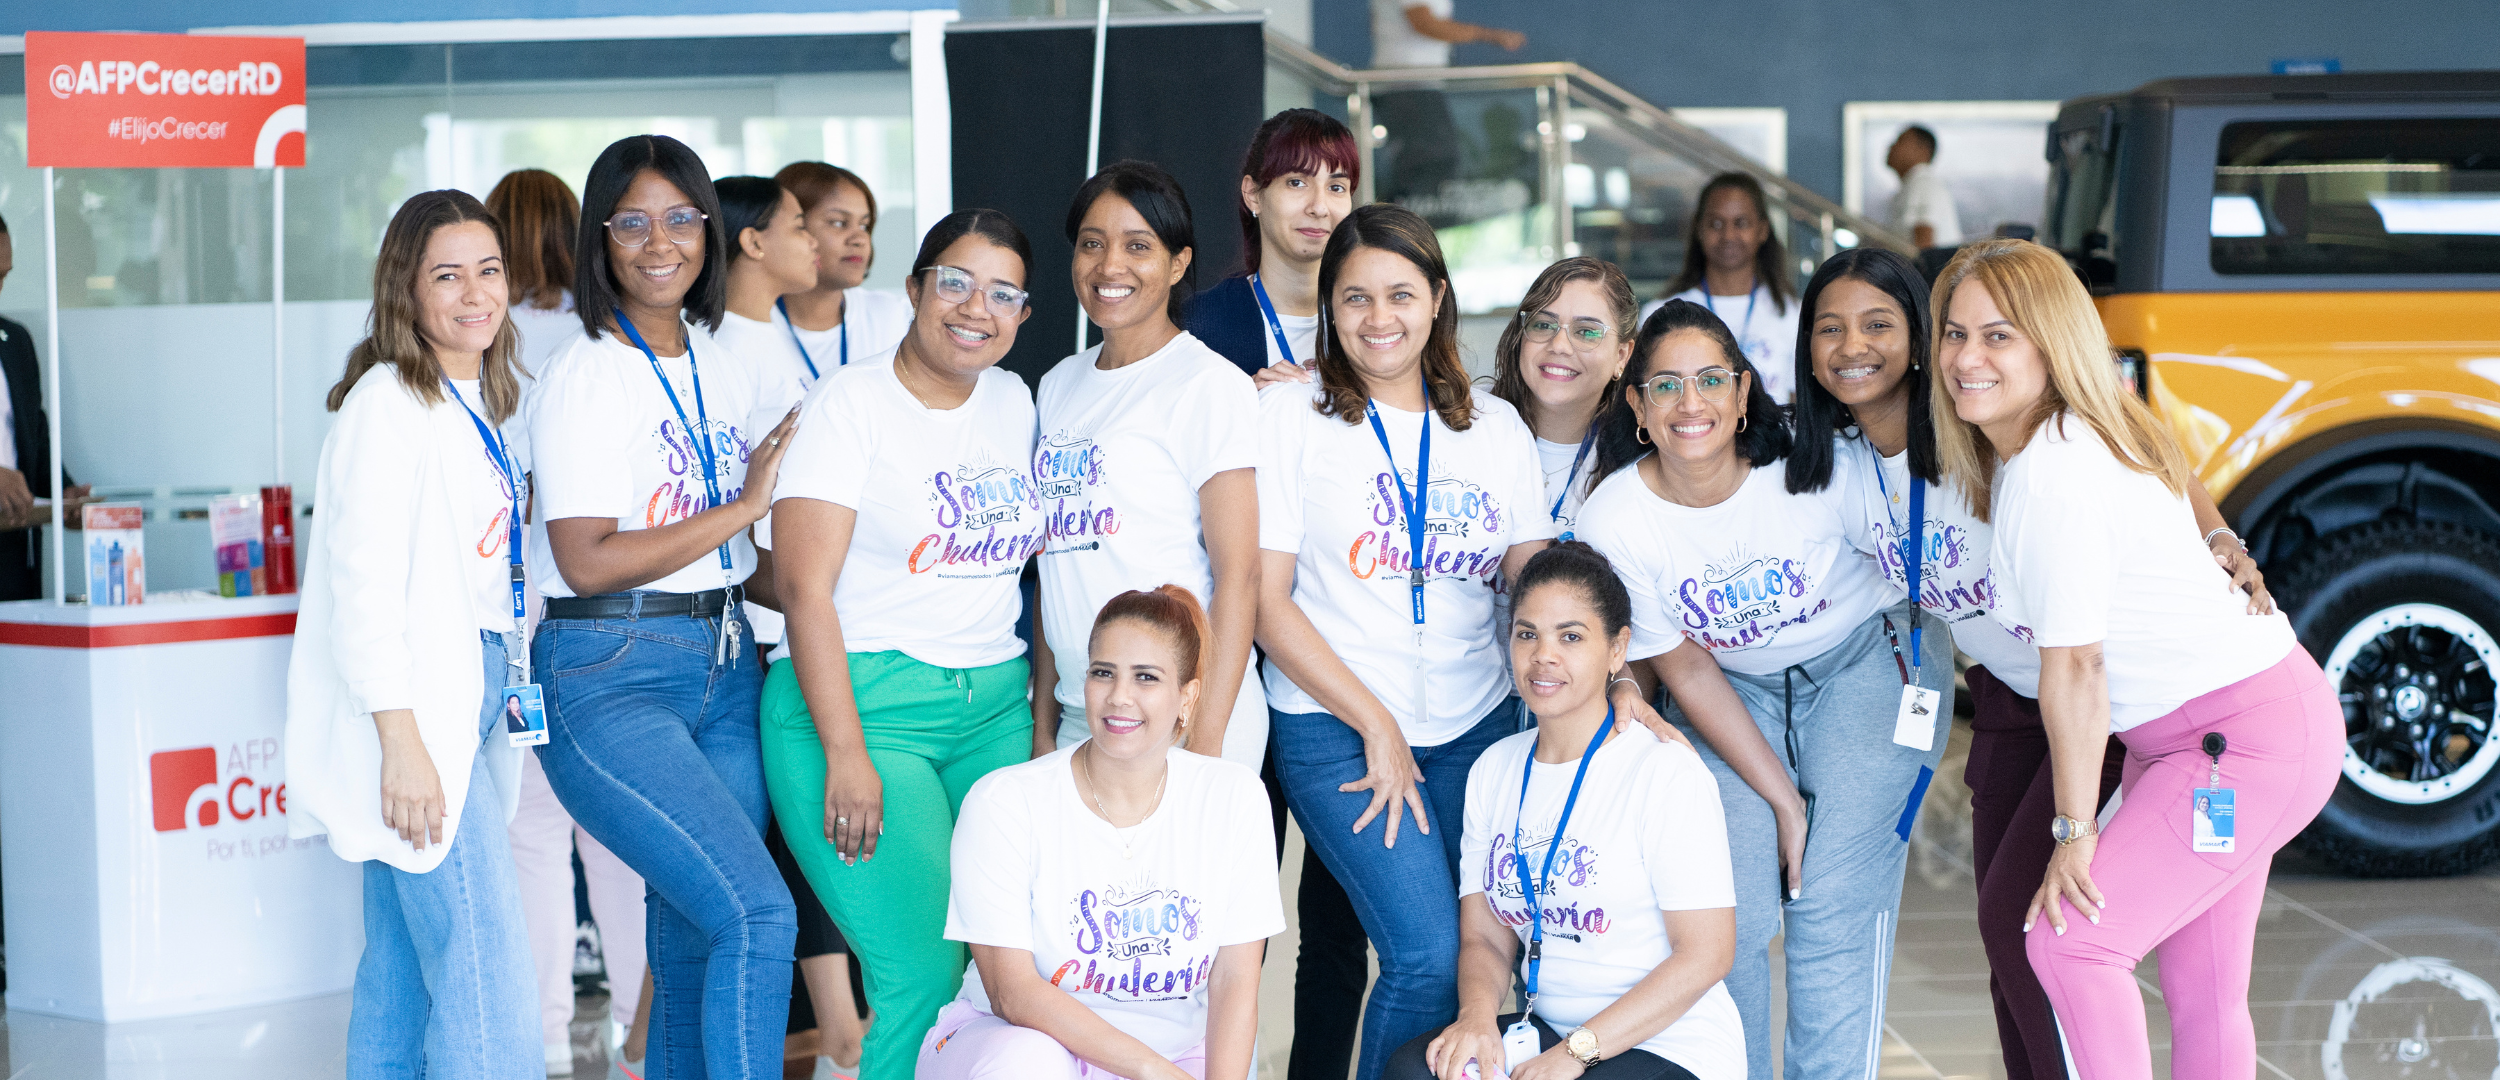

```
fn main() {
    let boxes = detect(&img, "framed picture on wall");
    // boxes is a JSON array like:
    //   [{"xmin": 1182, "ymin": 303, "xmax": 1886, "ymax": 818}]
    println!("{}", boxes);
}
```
[
  {"xmin": 1842, "ymin": 100, "xmax": 2059, "ymax": 245},
  {"xmin": 1671, "ymin": 107, "xmax": 1788, "ymax": 176}
]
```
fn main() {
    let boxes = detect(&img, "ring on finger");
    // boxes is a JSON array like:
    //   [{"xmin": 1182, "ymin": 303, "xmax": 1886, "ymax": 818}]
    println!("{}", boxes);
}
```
[{"xmin": 837, "ymin": 816, "xmax": 849, "ymax": 826}]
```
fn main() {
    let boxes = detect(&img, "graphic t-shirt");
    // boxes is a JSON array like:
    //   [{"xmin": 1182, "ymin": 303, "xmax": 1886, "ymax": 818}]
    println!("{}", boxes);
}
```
[
  {"xmin": 528, "ymin": 322, "xmax": 768, "ymax": 597},
  {"xmin": 712, "ymin": 309, "xmax": 814, "ymax": 647},
  {"xmin": 1537, "ymin": 435, "xmax": 1600, "ymax": 541},
  {"xmin": 1645, "ymin": 283, "xmax": 1800, "ymax": 405},
  {"xmin": 1574, "ymin": 453, "xmax": 1891, "ymax": 674},
  {"xmin": 1256, "ymin": 383, "xmax": 1555, "ymax": 746},
  {"xmin": 1460, "ymin": 726, "xmax": 1746, "ymax": 1080},
  {"xmin": 769, "ymin": 351, "xmax": 1040, "ymax": 670},
  {"xmin": 1856, "ymin": 439, "xmax": 2042, "ymax": 697},
  {"xmin": 946, "ymin": 747, "xmax": 1285, "ymax": 1057},
  {"xmin": 1988, "ymin": 416, "xmax": 2296, "ymax": 730},
  {"xmin": 446, "ymin": 378, "xmax": 523, "ymax": 634},
  {"xmin": 788, "ymin": 288, "xmax": 914, "ymax": 379},
  {"xmin": 1035, "ymin": 333, "xmax": 1259, "ymax": 716}
]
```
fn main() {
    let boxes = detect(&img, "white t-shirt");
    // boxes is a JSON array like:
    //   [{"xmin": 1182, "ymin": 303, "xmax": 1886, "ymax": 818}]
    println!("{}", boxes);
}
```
[
  {"xmin": 709, "ymin": 309, "xmax": 814, "ymax": 646},
  {"xmin": 1251, "ymin": 279, "xmax": 1322, "ymax": 369},
  {"xmin": 506, "ymin": 294, "xmax": 582, "ymax": 381},
  {"xmin": 1370, "ymin": 0, "xmax": 1454, "ymax": 68},
  {"xmin": 1461, "ymin": 726, "xmax": 1746, "ymax": 1080},
  {"xmin": 1857, "ymin": 440, "xmax": 2042, "ymax": 697},
  {"xmin": 945, "ymin": 746, "xmax": 1285, "ymax": 1058},
  {"xmin": 1537, "ymin": 435, "xmax": 1600, "ymax": 541},
  {"xmin": 1889, "ymin": 162, "xmax": 1964, "ymax": 246},
  {"xmin": 528, "ymin": 321, "xmax": 770, "ymax": 598},
  {"xmin": 1648, "ymin": 282, "xmax": 1800, "ymax": 405},
  {"xmin": 788, "ymin": 288, "xmax": 914, "ymax": 379},
  {"xmin": 1574, "ymin": 451, "xmax": 1892, "ymax": 674},
  {"xmin": 769, "ymin": 351, "xmax": 1041, "ymax": 670},
  {"xmin": 1035, "ymin": 334, "xmax": 1259, "ymax": 715},
  {"xmin": 1256, "ymin": 383, "xmax": 1554, "ymax": 745},
  {"xmin": 446, "ymin": 379, "xmax": 523, "ymax": 634},
  {"xmin": 1987, "ymin": 416, "xmax": 2296, "ymax": 730}
]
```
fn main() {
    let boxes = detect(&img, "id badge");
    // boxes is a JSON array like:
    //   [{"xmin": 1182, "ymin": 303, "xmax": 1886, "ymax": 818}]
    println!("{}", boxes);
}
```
[
  {"xmin": 1503, "ymin": 1018, "xmax": 1542, "ymax": 1071},
  {"xmin": 503, "ymin": 684, "xmax": 549, "ymax": 748},
  {"xmin": 2192, "ymin": 788, "xmax": 2236, "ymax": 853},
  {"xmin": 1891, "ymin": 684, "xmax": 1941, "ymax": 751}
]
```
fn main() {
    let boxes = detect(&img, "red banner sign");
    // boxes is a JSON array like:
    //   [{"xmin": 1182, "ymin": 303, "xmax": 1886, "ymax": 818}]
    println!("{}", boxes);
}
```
[{"xmin": 25, "ymin": 32, "xmax": 306, "ymax": 169}]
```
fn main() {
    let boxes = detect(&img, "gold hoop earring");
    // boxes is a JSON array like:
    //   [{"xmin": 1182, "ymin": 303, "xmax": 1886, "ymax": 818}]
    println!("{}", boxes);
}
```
[
  {"xmin": 1737, "ymin": 415, "xmax": 1749, "ymax": 433},
  {"xmin": 1636, "ymin": 426, "xmax": 1651, "ymax": 445}
]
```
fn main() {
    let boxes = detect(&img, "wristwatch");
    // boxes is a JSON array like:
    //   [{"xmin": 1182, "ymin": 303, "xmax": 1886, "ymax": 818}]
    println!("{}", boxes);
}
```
[
  {"xmin": 1565, "ymin": 1026, "xmax": 1602, "ymax": 1065},
  {"xmin": 2051, "ymin": 814, "xmax": 2098, "ymax": 846}
]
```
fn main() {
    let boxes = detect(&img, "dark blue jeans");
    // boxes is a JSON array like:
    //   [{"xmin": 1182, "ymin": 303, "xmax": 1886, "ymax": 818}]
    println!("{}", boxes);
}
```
[
  {"xmin": 1272, "ymin": 697, "xmax": 1521, "ymax": 1080},
  {"xmin": 534, "ymin": 605, "xmax": 795, "ymax": 1080}
]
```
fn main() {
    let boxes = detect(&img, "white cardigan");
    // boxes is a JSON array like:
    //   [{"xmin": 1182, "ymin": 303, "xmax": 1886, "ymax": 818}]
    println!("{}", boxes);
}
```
[{"xmin": 286, "ymin": 365, "xmax": 523, "ymax": 874}]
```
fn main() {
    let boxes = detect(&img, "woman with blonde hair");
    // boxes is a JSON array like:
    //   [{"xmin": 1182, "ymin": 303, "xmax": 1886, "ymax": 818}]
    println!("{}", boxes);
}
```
[
  {"xmin": 287, "ymin": 188, "xmax": 537, "ymax": 1077},
  {"xmin": 1931, "ymin": 239, "xmax": 2338, "ymax": 1080}
]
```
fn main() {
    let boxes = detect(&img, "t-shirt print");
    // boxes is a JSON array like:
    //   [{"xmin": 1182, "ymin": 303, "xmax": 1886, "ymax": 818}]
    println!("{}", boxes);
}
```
[
  {"xmin": 1049, "ymin": 875, "xmax": 1217, "ymax": 1001},
  {"xmin": 1354, "ymin": 464, "xmax": 1514, "ymax": 588},
  {"xmin": 914, "ymin": 450, "xmax": 1042, "ymax": 580},
  {"xmin": 1482, "ymin": 825, "xmax": 1612, "ymax": 945},
  {"xmin": 644, "ymin": 412, "xmax": 753, "ymax": 530},
  {"xmin": 1034, "ymin": 432, "xmax": 1113, "ymax": 553},
  {"xmin": 1671, "ymin": 540, "xmax": 1830, "ymax": 655}
]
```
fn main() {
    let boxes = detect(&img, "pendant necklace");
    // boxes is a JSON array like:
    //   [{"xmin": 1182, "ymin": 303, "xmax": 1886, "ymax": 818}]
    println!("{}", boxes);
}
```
[{"xmin": 1079, "ymin": 742, "xmax": 1168, "ymax": 859}]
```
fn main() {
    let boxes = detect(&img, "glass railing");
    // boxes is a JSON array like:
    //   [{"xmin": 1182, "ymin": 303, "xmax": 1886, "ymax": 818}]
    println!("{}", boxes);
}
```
[{"xmin": 1208, "ymin": 13, "xmax": 1912, "ymax": 310}]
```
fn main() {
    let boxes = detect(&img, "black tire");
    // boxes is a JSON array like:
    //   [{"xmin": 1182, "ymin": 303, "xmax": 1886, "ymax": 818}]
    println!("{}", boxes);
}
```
[{"xmin": 2278, "ymin": 521, "xmax": 2500, "ymax": 878}]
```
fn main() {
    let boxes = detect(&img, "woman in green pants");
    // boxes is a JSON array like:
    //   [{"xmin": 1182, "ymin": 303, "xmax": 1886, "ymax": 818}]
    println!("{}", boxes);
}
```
[{"xmin": 760, "ymin": 208, "xmax": 1044, "ymax": 1080}]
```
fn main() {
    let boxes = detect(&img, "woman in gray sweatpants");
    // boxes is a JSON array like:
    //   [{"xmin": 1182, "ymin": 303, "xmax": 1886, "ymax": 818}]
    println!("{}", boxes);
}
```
[{"xmin": 1576, "ymin": 299, "xmax": 1954, "ymax": 1080}]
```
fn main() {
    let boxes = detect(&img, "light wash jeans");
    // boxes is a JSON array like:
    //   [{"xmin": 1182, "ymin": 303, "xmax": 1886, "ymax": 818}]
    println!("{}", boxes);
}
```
[
  {"xmin": 534, "ymin": 602, "xmax": 795, "ymax": 1080},
  {"xmin": 346, "ymin": 630, "xmax": 540, "ymax": 1079}
]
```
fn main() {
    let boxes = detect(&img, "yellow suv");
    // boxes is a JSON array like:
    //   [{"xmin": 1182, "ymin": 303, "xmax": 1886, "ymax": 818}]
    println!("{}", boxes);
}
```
[{"xmin": 2043, "ymin": 72, "xmax": 2500, "ymax": 876}]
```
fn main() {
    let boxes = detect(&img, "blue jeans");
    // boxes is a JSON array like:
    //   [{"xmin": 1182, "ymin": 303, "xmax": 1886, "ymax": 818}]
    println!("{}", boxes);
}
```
[
  {"xmin": 1272, "ymin": 697, "xmax": 1521, "ymax": 1080},
  {"xmin": 347, "ymin": 631, "xmax": 539, "ymax": 1079},
  {"xmin": 534, "ymin": 604, "xmax": 795, "ymax": 1080}
]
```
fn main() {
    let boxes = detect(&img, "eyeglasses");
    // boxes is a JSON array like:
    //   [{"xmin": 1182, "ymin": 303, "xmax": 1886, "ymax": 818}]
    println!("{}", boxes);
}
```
[
  {"xmin": 1520, "ymin": 313, "xmax": 1616, "ymax": 351},
  {"xmin": 1641, "ymin": 367, "xmax": 1739, "ymax": 404},
  {"xmin": 921, "ymin": 265, "xmax": 1030, "ymax": 316},
  {"xmin": 604, "ymin": 206, "xmax": 709, "ymax": 249}
]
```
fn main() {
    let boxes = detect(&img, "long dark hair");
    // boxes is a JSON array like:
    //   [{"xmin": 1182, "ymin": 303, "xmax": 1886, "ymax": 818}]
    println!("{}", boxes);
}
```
[
  {"xmin": 328, "ymin": 190, "xmax": 522, "ymax": 422},
  {"xmin": 1312, "ymin": 204, "xmax": 1474, "ymax": 432},
  {"xmin": 574, "ymin": 134, "xmax": 727, "ymax": 338},
  {"xmin": 1067, "ymin": 159, "xmax": 1197, "ymax": 327},
  {"xmin": 1591, "ymin": 299, "xmax": 1790, "ymax": 485},
  {"xmin": 713, "ymin": 176, "xmax": 786, "ymax": 265},
  {"xmin": 1660, "ymin": 172, "xmax": 1791, "ymax": 316},
  {"xmin": 1785, "ymin": 248, "xmax": 1938, "ymax": 494},
  {"xmin": 1237, "ymin": 108, "xmax": 1360, "ymax": 275}
]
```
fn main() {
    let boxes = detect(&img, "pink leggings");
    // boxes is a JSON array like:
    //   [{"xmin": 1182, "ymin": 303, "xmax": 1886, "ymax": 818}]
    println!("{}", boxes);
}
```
[
  {"xmin": 2029, "ymin": 647, "xmax": 2341, "ymax": 1080},
  {"xmin": 512, "ymin": 750, "xmax": 649, "ymax": 1047},
  {"xmin": 916, "ymin": 1000, "xmax": 1208, "ymax": 1079}
]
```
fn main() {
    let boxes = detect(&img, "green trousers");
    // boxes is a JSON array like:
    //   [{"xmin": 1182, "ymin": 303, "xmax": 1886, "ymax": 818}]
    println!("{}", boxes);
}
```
[{"xmin": 759, "ymin": 651, "xmax": 1033, "ymax": 1080}]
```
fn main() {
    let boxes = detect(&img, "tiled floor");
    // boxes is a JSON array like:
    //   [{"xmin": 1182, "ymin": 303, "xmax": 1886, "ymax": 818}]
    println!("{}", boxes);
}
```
[{"xmin": 9, "ymin": 720, "xmax": 2500, "ymax": 1078}]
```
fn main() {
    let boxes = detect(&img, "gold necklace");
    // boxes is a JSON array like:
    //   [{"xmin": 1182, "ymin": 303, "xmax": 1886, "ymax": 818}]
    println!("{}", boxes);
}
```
[{"xmin": 1077, "ymin": 742, "xmax": 1169, "ymax": 860}]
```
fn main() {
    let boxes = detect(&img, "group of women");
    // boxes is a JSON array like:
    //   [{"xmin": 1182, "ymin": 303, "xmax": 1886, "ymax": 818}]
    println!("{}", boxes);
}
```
[{"xmin": 284, "ymin": 103, "xmax": 2342, "ymax": 1080}]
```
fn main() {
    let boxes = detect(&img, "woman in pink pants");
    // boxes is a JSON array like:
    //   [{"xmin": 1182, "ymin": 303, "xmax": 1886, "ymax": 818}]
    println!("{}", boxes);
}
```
[{"xmin": 1929, "ymin": 239, "xmax": 2341, "ymax": 1080}]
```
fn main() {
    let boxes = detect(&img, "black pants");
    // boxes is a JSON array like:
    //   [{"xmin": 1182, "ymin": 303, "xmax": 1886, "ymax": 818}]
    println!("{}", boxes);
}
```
[
  {"xmin": 1378, "ymin": 1013, "xmax": 1698, "ymax": 1080},
  {"xmin": 1265, "ymin": 744, "xmax": 1373, "ymax": 1080},
  {"xmin": 0, "ymin": 527, "xmax": 42, "ymax": 602}
]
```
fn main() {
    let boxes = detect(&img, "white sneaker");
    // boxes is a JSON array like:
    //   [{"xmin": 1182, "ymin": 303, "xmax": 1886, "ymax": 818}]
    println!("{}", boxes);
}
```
[
  {"xmin": 544, "ymin": 1040, "xmax": 574, "ymax": 1076},
  {"xmin": 814, "ymin": 1055, "xmax": 860, "ymax": 1080},
  {"xmin": 609, "ymin": 1017, "xmax": 628, "ymax": 1052}
]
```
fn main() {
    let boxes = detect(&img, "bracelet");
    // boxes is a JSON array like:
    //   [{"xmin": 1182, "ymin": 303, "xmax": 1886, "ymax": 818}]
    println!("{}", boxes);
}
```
[{"xmin": 2203, "ymin": 527, "xmax": 2240, "ymax": 548}]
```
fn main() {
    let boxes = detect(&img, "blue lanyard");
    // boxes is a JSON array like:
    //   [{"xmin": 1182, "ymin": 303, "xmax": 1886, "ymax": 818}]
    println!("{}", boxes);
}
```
[
  {"xmin": 1549, "ymin": 430, "xmax": 1596, "ymax": 524},
  {"xmin": 774, "ymin": 298, "xmax": 820, "ymax": 382},
  {"xmin": 616, "ymin": 318, "xmax": 733, "ymax": 571},
  {"xmin": 1702, "ymin": 285, "xmax": 1757, "ymax": 338},
  {"xmin": 1869, "ymin": 444, "xmax": 1924, "ymax": 665},
  {"xmin": 1249, "ymin": 275, "xmax": 1300, "ymax": 365},
  {"xmin": 1512, "ymin": 710, "xmax": 1612, "ymax": 1010},
  {"xmin": 1364, "ymin": 383, "xmax": 1432, "ymax": 647},
  {"xmin": 443, "ymin": 379, "xmax": 525, "ymax": 626}
]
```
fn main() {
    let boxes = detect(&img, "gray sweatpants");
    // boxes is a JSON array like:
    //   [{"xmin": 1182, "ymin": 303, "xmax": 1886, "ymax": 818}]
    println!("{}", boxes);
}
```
[{"xmin": 1666, "ymin": 601, "xmax": 1954, "ymax": 1080}]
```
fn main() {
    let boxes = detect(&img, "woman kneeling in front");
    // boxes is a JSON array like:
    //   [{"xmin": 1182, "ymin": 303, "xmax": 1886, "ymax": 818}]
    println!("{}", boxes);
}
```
[
  {"xmin": 922, "ymin": 585, "xmax": 1281, "ymax": 1080},
  {"xmin": 1385, "ymin": 542, "xmax": 1743, "ymax": 1080}
]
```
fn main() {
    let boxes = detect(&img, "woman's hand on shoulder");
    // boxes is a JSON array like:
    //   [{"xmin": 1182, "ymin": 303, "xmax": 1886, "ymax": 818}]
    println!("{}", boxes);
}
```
[{"xmin": 1251, "ymin": 360, "xmax": 1314, "ymax": 391}]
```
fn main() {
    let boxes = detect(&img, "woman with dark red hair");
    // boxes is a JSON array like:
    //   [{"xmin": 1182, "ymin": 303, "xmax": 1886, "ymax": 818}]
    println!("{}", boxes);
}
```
[{"xmin": 1186, "ymin": 108, "xmax": 1360, "ymax": 378}]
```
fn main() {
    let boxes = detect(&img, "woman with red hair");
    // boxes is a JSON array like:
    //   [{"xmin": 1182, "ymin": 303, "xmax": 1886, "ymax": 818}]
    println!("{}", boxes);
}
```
[{"xmin": 1186, "ymin": 108, "xmax": 1360, "ymax": 378}]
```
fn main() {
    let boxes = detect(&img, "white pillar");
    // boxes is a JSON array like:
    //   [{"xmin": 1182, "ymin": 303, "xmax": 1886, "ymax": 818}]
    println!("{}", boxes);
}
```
[{"xmin": 908, "ymin": 9, "xmax": 958, "ymax": 248}]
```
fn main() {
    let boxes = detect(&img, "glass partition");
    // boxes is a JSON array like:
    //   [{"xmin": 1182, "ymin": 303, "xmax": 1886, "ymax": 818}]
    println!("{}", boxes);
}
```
[{"xmin": 1368, "ymin": 80, "xmax": 1557, "ymax": 314}]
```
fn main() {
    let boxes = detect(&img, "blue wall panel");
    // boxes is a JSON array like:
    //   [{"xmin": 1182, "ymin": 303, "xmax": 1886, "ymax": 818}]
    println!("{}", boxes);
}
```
[
  {"xmin": 1315, "ymin": 0, "xmax": 2500, "ymax": 203},
  {"xmin": 6, "ymin": 0, "xmax": 947, "ymax": 35}
]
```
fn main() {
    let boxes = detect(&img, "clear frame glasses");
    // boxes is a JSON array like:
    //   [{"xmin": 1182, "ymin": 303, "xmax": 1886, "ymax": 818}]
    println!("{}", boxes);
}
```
[
  {"xmin": 604, "ymin": 206, "xmax": 709, "ymax": 248},
  {"xmin": 922, "ymin": 265, "xmax": 1030, "ymax": 316},
  {"xmin": 1641, "ymin": 367, "xmax": 1739, "ymax": 404},
  {"xmin": 1520, "ymin": 313, "xmax": 1616, "ymax": 351}
]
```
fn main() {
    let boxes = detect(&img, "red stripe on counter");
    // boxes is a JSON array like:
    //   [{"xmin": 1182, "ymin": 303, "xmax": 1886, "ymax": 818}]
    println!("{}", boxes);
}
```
[{"xmin": 0, "ymin": 612, "xmax": 298, "ymax": 648}]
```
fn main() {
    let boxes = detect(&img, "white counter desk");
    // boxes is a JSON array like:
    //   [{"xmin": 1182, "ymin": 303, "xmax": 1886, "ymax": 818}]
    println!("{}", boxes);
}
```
[{"xmin": 0, "ymin": 593, "xmax": 361, "ymax": 1023}]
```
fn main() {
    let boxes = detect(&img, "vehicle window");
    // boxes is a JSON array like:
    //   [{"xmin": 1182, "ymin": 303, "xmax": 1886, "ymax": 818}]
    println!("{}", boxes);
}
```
[
  {"xmin": 2211, "ymin": 118, "xmax": 2500, "ymax": 275},
  {"xmin": 2046, "ymin": 126, "xmax": 2119, "ymax": 286}
]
